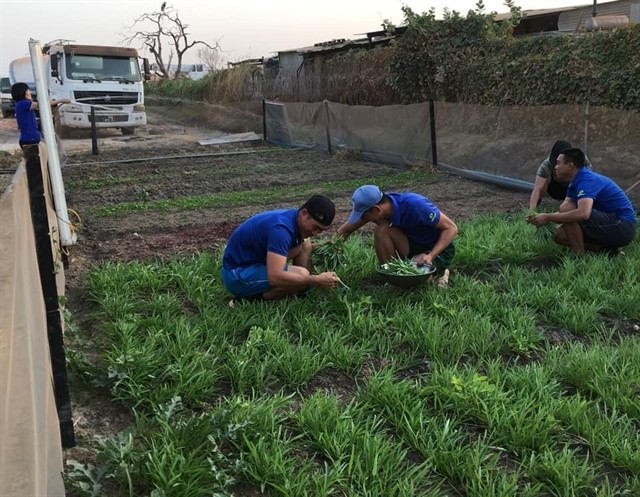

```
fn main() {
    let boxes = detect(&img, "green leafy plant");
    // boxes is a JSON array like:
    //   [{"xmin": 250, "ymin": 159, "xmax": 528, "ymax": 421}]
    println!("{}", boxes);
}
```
[
  {"xmin": 71, "ymin": 212, "xmax": 640, "ymax": 495},
  {"xmin": 525, "ymin": 208, "xmax": 559, "ymax": 240},
  {"xmin": 313, "ymin": 234, "xmax": 348, "ymax": 272},
  {"xmin": 64, "ymin": 460, "xmax": 109, "ymax": 497}
]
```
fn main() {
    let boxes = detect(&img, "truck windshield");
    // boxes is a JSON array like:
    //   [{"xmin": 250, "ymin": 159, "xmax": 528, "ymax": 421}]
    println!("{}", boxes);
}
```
[{"xmin": 65, "ymin": 54, "xmax": 141, "ymax": 82}]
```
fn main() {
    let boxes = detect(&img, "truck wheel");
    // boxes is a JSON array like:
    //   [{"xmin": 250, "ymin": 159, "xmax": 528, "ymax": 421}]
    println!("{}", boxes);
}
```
[
  {"xmin": 121, "ymin": 127, "xmax": 135, "ymax": 136},
  {"xmin": 2, "ymin": 110, "xmax": 10, "ymax": 118},
  {"xmin": 57, "ymin": 126, "xmax": 72, "ymax": 139}
]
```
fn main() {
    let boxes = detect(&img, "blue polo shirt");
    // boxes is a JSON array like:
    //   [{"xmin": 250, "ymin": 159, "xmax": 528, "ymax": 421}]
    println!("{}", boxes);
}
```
[
  {"xmin": 389, "ymin": 192, "xmax": 442, "ymax": 247},
  {"xmin": 567, "ymin": 168, "xmax": 636, "ymax": 222},
  {"xmin": 223, "ymin": 208, "xmax": 302, "ymax": 269},
  {"xmin": 15, "ymin": 99, "xmax": 41, "ymax": 143}
]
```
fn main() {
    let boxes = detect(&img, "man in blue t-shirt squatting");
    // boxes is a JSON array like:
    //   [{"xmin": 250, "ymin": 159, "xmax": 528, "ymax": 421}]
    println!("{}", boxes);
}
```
[
  {"xmin": 337, "ymin": 184, "xmax": 459, "ymax": 275},
  {"xmin": 222, "ymin": 195, "xmax": 342, "ymax": 300},
  {"xmin": 526, "ymin": 147, "xmax": 637, "ymax": 254}
]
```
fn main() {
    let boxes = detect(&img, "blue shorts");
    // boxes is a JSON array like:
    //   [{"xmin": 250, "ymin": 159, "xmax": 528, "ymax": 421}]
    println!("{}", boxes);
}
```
[{"xmin": 222, "ymin": 264, "xmax": 289, "ymax": 298}]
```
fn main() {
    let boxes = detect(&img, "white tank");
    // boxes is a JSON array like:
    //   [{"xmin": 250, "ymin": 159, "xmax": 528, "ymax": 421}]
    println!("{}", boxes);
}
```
[
  {"xmin": 584, "ymin": 15, "xmax": 629, "ymax": 31},
  {"xmin": 9, "ymin": 57, "xmax": 36, "ymax": 87}
]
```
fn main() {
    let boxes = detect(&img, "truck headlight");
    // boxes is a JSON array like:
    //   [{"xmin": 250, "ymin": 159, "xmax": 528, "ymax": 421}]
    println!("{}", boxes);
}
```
[
  {"xmin": 64, "ymin": 104, "xmax": 83, "ymax": 112},
  {"xmin": 133, "ymin": 104, "xmax": 145, "ymax": 112}
]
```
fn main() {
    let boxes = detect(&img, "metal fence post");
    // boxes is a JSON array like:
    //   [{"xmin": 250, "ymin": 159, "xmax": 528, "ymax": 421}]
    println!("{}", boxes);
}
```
[
  {"xmin": 90, "ymin": 106, "xmax": 98, "ymax": 155},
  {"xmin": 429, "ymin": 99, "xmax": 438, "ymax": 167},
  {"xmin": 262, "ymin": 99, "xmax": 267, "ymax": 142},
  {"xmin": 323, "ymin": 100, "xmax": 332, "ymax": 154},
  {"xmin": 583, "ymin": 101, "xmax": 590, "ymax": 155}
]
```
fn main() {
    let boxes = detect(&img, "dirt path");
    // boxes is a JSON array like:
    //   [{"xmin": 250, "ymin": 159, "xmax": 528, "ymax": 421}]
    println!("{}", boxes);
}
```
[{"xmin": 62, "ymin": 146, "xmax": 530, "ymax": 259}]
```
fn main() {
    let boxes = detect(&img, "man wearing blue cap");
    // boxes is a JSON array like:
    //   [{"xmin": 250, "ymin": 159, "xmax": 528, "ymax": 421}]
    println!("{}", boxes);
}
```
[
  {"xmin": 337, "ymin": 185, "xmax": 458, "ymax": 273},
  {"xmin": 222, "ymin": 195, "xmax": 342, "ymax": 300}
]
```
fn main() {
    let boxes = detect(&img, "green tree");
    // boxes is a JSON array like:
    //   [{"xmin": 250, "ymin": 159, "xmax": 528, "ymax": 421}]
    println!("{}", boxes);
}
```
[{"xmin": 388, "ymin": 2, "xmax": 521, "ymax": 102}]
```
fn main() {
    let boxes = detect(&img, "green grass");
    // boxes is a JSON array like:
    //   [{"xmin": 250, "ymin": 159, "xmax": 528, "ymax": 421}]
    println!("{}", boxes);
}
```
[
  {"xmin": 87, "ymin": 171, "xmax": 432, "ymax": 217},
  {"xmin": 65, "ymin": 176, "xmax": 140, "ymax": 190},
  {"xmin": 65, "ymin": 213, "xmax": 640, "ymax": 497}
]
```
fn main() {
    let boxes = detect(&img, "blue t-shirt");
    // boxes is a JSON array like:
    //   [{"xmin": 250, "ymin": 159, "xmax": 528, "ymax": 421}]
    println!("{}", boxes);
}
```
[
  {"xmin": 567, "ymin": 168, "xmax": 636, "ymax": 222},
  {"xmin": 389, "ymin": 192, "xmax": 443, "ymax": 247},
  {"xmin": 15, "ymin": 99, "xmax": 41, "ymax": 143},
  {"xmin": 223, "ymin": 208, "xmax": 302, "ymax": 269}
]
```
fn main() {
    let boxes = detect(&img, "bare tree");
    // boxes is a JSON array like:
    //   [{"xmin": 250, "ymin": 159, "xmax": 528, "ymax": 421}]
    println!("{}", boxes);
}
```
[
  {"xmin": 123, "ymin": 4, "xmax": 220, "ymax": 79},
  {"xmin": 197, "ymin": 47, "xmax": 225, "ymax": 73}
]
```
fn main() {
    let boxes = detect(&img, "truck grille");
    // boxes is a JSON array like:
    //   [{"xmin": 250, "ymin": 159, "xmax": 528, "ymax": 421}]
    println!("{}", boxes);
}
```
[
  {"xmin": 89, "ymin": 114, "xmax": 130, "ymax": 123},
  {"xmin": 73, "ymin": 91, "xmax": 139, "ymax": 105}
]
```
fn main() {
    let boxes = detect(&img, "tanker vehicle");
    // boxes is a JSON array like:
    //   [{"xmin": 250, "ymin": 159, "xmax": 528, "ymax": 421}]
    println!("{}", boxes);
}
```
[{"xmin": 10, "ymin": 40, "xmax": 150, "ymax": 135}]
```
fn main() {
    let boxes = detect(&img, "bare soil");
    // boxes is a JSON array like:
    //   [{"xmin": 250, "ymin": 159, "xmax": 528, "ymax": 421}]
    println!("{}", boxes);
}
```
[{"xmin": 0, "ymin": 101, "xmax": 532, "ymax": 476}]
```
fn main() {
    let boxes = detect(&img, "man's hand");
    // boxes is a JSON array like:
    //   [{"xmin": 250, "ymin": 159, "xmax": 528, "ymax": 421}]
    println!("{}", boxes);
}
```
[
  {"xmin": 411, "ymin": 253, "xmax": 433, "ymax": 266},
  {"xmin": 314, "ymin": 271, "xmax": 341, "ymax": 290},
  {"xmin": 526, "ymin": 213, "xmax": 551, "ymax": 226}
]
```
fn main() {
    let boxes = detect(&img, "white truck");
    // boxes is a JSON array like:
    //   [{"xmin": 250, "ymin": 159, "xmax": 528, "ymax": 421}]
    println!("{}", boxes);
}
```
[{"xmin": 10, "ymin": 40, "xmax": 150, "ymax": 135}]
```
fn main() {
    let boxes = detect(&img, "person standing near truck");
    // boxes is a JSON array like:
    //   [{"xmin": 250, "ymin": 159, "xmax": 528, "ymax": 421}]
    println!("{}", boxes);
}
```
[{"xmin": 11, "ymin": 82, "xmax": 69, "ymax": 150}]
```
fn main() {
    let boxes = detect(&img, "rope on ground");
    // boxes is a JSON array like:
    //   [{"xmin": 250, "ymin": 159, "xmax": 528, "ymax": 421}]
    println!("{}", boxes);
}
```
[{"xmin": 55, "ymin": 208, "xmax": 82, "ymax": 254}]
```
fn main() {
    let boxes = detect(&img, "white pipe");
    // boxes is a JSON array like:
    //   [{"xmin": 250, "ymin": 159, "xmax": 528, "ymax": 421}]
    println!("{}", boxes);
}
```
[{"xmin": 29, "ymin": 39, "xmax": 76, "ymax": 246}]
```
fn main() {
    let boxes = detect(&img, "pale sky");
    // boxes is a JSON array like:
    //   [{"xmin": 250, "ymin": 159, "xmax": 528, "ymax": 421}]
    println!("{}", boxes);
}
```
[{"xmin": 1, "ymin": 0, "xmax": 597, "ymax": 75}]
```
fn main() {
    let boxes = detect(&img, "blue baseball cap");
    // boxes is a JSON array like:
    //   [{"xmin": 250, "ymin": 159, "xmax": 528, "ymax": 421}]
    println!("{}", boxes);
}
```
[{"xmin": 348, "ymin": 185, "xmax": 383, "ymax": 224}]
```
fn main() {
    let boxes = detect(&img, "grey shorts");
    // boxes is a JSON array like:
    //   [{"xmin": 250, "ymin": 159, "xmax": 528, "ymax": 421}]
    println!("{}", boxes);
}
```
[{"xmin": 580, "ymin": 210, "xmax": 636, "ymax": 248}]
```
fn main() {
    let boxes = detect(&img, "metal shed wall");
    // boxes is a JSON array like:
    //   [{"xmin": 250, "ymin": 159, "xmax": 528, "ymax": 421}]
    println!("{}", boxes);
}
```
[{"xmin": 558, "ymin": 0, "xmax": 633, "ymax": 31}]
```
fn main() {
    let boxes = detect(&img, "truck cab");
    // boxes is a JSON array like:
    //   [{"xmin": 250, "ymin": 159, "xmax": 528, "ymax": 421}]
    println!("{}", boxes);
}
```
[
  {"xmin": 45, "ymin": 43, "xmax": 148, "ymax": 135},
  {"xmin": 17, "ymin": 42, "xmax": 148, "ymax": 136}
]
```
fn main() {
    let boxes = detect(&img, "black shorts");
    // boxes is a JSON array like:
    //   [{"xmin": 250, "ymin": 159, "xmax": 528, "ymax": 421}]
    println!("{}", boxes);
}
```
[
  {"xmin": 580, "ymin": 210, "xmax": 636, "ymax": 248},
  {"xmin": 407, "ymin": 240, "xmax": 455, "ymax": 271}
]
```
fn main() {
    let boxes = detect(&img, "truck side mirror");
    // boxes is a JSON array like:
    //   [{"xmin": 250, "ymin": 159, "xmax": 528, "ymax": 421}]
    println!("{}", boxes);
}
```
[
  {"xmin": 142, "ymin": 58, "xmax": 151, "ymax": 81},
  {"xmin": 50, "ymin": 54, "xmax": 63, "ymax": 83}
]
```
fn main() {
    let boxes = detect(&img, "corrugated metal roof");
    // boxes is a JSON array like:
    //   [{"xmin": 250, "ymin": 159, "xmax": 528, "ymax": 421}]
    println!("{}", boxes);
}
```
[
  {"xmin": 277, "ymin": 37, "xmax": 377, "ymax": 56},
  {"xmin": 559, "ymin": 0, "xmax": 632, "ymax": 31},
  {"xmin": 275, "ymin": 0, "xmax": 632, "ymax": 55},
  {"xmin": 495, "ymin": 0, "xmax": 630, "ymax": 21},
  {"xmin": 494, "ymin": 3, "xmax": 590, "ymax": 21}
]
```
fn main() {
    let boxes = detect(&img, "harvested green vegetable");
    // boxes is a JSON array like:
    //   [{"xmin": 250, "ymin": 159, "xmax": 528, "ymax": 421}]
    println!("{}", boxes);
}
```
[
  {"xmin": 525, "ymin": 209, "xmax": 559, "ymax": 239},
  {"xmin": 313, "ymin": 235, "xmax": 347, "ymax": 272},
  {"xmin": 379, "ymin": 256, "xmax": 427, "ymax": 275},
  {"xmin": 534, "ymin": 222, "xmax": 559, "ymax": 239}
]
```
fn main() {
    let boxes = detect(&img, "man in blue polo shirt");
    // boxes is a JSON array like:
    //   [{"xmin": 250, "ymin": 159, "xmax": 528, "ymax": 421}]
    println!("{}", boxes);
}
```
[
  {"xmin": 337, "ymin": 185, "xmax": 458, "ymax": 273},
  {"xmin": 526, "ymin": 148, "xmax": 636, "ymax": 254},
  {"xmin": 222, "ymin": 195, "xmax": 342, "ymax": 300}
]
